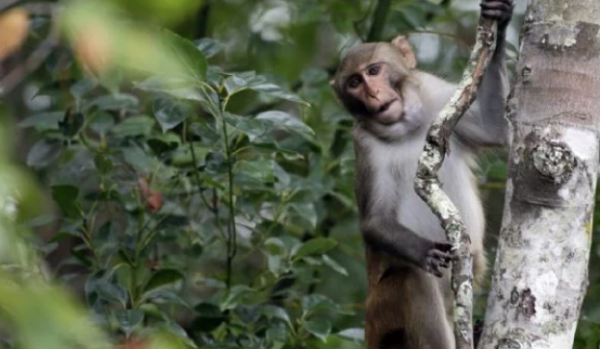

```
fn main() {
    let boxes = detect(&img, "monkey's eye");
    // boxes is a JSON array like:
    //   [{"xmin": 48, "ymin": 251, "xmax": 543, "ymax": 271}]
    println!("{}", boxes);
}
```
[
  {"xmin": 367, "ymin": 64, "xmax": 381, "ymax": 76},
  {"xmin": 347, "ymin": 76, "xmax": 362, "ymax": 89}
]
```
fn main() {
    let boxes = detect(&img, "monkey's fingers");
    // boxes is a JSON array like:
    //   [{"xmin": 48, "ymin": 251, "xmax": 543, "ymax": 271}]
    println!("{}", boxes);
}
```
[
  {"xmin": 439, "ymin": 255, "xmax": 451, "ymax": 268},
  {"xmin": 426, "ymin": 251, "xmax": 451, "ymax": 275},
  {"xmin": 433, "ymin": 241, "xmax": 453, "ymax": 253},
  {"xmin": 480, "ymin": 0, "xmax": 513, "ymax": 10},
  {"xmin": 480, "ymin": 0, "xmax": 514, "ymax": 22},
  {"xmin": 426, "ymin": 264, "xmax": 444, "ymax": 278},
  {"xmin": 430, "ymin": 249, "xmax": 452, "ymax": 260}
]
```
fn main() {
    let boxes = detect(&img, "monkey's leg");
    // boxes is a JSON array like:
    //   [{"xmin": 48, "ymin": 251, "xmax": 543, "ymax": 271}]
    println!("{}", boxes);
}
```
[{"xmin": 365, "ymin": 262, "xmax": 454, "ymax": 349}]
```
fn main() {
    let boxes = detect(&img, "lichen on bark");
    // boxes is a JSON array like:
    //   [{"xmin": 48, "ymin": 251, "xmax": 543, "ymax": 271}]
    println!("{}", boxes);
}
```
[{"xmin": 414, "ymin": 17, "xmax": 499, "ymax": 349}]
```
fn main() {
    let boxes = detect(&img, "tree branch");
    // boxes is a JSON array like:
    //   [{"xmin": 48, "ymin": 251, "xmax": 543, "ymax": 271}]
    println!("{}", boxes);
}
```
[
  {"xmin": 413, "ymin": 17, "xmax": 498, "ymax": 349},
  {"xmin": 366, "ymin": 0, "xmax": 392, "ymax": 42},
  {"xmin": 0, "ymin": 4, "xmax": 59, "ymax": 95},
  {"xmin": 0, "ymin": 0, "xmax": 19, "ymax": 13}
]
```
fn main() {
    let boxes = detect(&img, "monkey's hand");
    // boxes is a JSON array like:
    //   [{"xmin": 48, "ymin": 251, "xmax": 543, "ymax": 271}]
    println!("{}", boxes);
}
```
[
  {"xmin": 423, "ymin": 241, "xmax": 453, "ymax": 277},
  {"xmin": 480, "ymin": 0, "xmax": 514, "ymax": 32}
]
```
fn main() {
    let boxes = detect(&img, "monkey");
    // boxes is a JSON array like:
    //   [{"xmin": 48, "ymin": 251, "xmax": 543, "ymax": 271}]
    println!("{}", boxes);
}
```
[{"xmin": 330, "ymin": 1, "xmax": 513, "ymax": 348}]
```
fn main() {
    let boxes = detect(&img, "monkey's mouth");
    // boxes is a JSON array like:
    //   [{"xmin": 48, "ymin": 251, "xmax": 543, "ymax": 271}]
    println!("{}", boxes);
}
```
[
  {"xmin": 373, "ymin": 99, "xmax": 401, "ymax": 124},
  {"xmin": 377, "ymin": 99, "xmax": 397, "ymax": 114}
]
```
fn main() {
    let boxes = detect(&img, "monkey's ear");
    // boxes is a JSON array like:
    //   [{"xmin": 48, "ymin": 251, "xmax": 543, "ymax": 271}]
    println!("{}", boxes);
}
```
[{"xmin": 391, "ymin": 35, "xmax": 416, "ymax": 69}]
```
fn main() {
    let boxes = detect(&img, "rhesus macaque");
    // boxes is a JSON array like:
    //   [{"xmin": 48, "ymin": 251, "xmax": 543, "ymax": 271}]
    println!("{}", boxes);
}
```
[{"xmin": 331, "ymin": 1, "xmax": 513, "ymax": 348}]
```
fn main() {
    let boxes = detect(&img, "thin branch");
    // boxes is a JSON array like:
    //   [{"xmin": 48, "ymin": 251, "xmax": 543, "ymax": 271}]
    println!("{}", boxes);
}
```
[
  {"xmin": 196, "ymin": 2, "xmax": 211, "ymax": 38},
  {"xmin": 0, "ymin": 5, "xmax": 59, "ymax": 95},
  {"xmin": 407, "ymin": 29, "xmax": 472, "ymax": 51},
  {"xmin": 425, "ymin": 0, "xmax": 452, "ymax": 21},
  {"xmin": 366, "ymin": 0, "xmax": 392, "ymax": 42},
  {"xmin": 413, "ymin": 17, "xmax": 498, "ymax": 349},
  {"xmin": 22, "ymin": 2, "xmax": 55, "ymax": 16},
  {"xmin": 0, "ymin": 0, "xmax": 19, "ymax": 12}
]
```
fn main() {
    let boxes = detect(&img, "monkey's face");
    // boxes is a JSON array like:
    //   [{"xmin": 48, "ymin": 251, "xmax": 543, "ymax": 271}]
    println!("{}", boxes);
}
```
[
  {"xmin": 343, "ymin": 61, "xmax": 405, "ymax": 125},
  {"xmin": 332, "ymin": 43, "xmax": 423, "ymax": 139}
]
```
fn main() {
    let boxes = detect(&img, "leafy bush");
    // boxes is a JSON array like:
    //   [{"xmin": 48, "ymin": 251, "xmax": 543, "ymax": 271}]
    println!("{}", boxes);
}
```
[{"xmin": 4, "ymin": 1, "xmax": 600, "ymax": 349}]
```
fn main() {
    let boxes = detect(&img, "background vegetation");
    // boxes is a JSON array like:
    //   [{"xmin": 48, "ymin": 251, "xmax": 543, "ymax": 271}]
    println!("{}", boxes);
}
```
[{"xmin": 1, "ymin": 0, "xmax": 600, "ymax": 348}]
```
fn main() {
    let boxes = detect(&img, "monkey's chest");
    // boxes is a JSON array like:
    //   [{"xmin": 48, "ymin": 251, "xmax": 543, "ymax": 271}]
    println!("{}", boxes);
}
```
[{"xmin": 381, "ymin": 148, "xmax": 482, "ymax": 241}]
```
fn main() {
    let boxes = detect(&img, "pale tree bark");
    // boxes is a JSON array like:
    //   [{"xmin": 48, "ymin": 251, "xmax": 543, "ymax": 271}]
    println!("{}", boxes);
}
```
[
  {"xmin": 478, "ymin": 1, "xmax": 600, "ymax": 348},
  {"xmin": 415, "ymin": 17, "xmax": 499, "ymax": 349}
]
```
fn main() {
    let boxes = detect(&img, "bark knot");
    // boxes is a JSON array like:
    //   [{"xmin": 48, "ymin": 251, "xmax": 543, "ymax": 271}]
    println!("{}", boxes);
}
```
[
  {"xmin": 510, "ymin": 287, "xmax": 537, "ymax": 319},
  {"xmin": 521, "ymin": 66, "xmax": 532, "ymax": 83},
  {"xmin": 496, "ymin": 338, "xmax": 522, "ymax": 349},
  {"xmin": 531, "ymin": 141, "xmax": 574, "ymax": 184}
]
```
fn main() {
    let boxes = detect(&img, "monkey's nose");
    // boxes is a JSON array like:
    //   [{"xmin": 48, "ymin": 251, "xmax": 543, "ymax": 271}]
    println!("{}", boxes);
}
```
[{"xmin": 367, "ymin": 90, "xmax": 380, "ymax": 100}]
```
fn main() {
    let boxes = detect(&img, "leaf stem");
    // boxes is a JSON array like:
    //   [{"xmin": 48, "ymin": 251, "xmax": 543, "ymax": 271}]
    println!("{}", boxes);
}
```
[{"xmin": 219, "ymin": 104, "xmax": 237, "ymax": 289}]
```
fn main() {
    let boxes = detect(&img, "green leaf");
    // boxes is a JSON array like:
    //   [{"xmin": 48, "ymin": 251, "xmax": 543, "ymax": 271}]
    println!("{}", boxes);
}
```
[
  {"xmin": 86, "ymin": 93, "xmax": 139, "ymax": 111},
  {"xmin": 337, "ymin": 328, "xmax": 365, "ymax": 341},
  {"xmin": 266, "ymin": 325, "xmax": 289, "ymax": 346},
  {"xmin": 290, "ymin": 202, "xmax": 318, "ymax": 229},
  {"xmin": 153, "ymin": 98, "xmax": 190, "ymax": 132},
  {"xmin": 220, "ymin": 285, "xmax": 254, "ymax": 311},
  {"xmin": 322, "ymin": 255, "xmax": 348, "ymax": 276},
  {"xmin": 26, "ymin": 139, "xmax": 63, "ymax": 169},
  {"xmin": 223, "ymin": 113, "xmax": 270, "ymax": 144},
  {"xmin": 223, "ymin": 73, "xmax": 251, "ymax": 95},
  {"xmin": 170, "ymin": 143, "xmax": 209, "ymax": 166},
  {"xmin": 51, "ymin": 185, "xmax": 80, "ymax": 217},
  {"xmin": 191, "ymin": 303, "xmax": 226, "ymax": 333},
  {"xmin": 195, "ymin": 38, "xmax": 224, "ymax": 58},
  {"xmin": 114, "ymin": 309, "xmax": 144, "ymax": 336},
  {"xmin": 121, "ymin": 146, "xmax": 161, "ymax": 174},
  {"xmin": 222, "ymin": 72, "xmax": 306, "ymax": 105},
  {"xmin": 256, "ymin": 111, "xmax": 314, "ymax": 140},
  {"xmin": 70, "ymin": 79, "xmax": 97, "ymax": 101},
  {"xmin": 134, "ymin": 76, "xmax": 207, "ymax": 102},
  {"xmin": 158, "ymin": 321, "xmax": 198, "ymax": 349},
  {"xmin": 264, "ymin": 237, "xmax": 286, "ymax": 255},
  {"xmin": 262, "ymin": 305, "xmax": 292, "ymax": 328},
  {"xmin": 301, "ymin": 294, "xmax": 354, "ymax": 316},
  {"xmin": 94, "ymin": 154, "xmax": 114, "ymax": 175},
  {"xmin": 161, "ymin": 29, "xmax": 207, "ymax": 81},
  {"xmin": 224, "ymin": 111, "xmax": 314, "ymax": 147},
  {"xmin": 111, "ymin": 115, "xmax": 155, "ymax": 138},
  {"xmin": 115, "ymin": 250, "xmax": 133, "ymax": 268},
  {"xmin": 143, "ymin": 269, "xmax": 184, "ymax": 293},
  {"xmin": 70, "ymin": 247, "xmax": 92, "ymax": 267},
  {"xmin": 292, "ymin": 238, "xmax": 337, "ymax": 261},
  {"xmin": 85, "ymin": 270, "xmax": 107, "ymax": 306},
  {"xmin": 143, "ymin": 290, "xmax": 191, "ymax": 308},
  {"xmin": 49, "ymin": 231, "xmax": 80, "ymax": 243},
  {"xmin": 89, "ymin": 112, "xmax": 115, "ymax": 135},
  {"xmin": 97, "ymin": 282, "xmax": 128, "ymax": 307},
  {"xmin": 303, "ymin": 318, "xmax": 331, "ymax": 342},
  {"xmin": 267, "ymin": 254, "xmax": 283, "ymax": 276},
  {"xmin": 18, "ymin": 112, "xmax": 63, "ymax": 130},
  {"xmin": 249, "ymin": 82, "xmax": 308, "ymax": 105},
  {"xmin": 236, "ymin": 158, "xmax": 275, "ymax": 184}
]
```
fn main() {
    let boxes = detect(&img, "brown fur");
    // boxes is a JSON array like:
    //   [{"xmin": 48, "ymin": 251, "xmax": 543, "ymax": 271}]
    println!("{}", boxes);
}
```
[{"xmin": 333, "ymin": 27, "xmax": 509, "ymax": 348}]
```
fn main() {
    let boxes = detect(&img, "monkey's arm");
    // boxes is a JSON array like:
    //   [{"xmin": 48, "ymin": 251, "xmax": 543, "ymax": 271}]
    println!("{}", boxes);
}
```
[
  {"xmin": 360, "ymin": 216, "xmax": 452, "ymax": 277},
  {"xmin": 454, "ymin": 0, "xmax": 513, "ymax": 148},
  {"xmin": 454, "ymin": 37, "xmax": 509, "ymax": 148}
]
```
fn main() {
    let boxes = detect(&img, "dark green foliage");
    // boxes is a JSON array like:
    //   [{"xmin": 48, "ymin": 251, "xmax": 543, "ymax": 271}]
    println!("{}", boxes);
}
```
[{"xmin": 6, "ymin": 0, "xmax": 600, "ymax": 348}]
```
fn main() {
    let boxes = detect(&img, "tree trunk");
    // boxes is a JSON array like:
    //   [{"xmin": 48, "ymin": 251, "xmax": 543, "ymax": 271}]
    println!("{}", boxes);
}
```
[{"xmin": 478, "ymin": 1, "xmax": 600, "ymax": 348}]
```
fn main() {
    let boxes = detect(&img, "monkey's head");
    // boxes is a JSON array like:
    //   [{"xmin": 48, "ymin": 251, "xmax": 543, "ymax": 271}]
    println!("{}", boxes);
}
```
[{"xmin": 332, "ymin": 36, "xmax": 423, "ymax": 139}]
